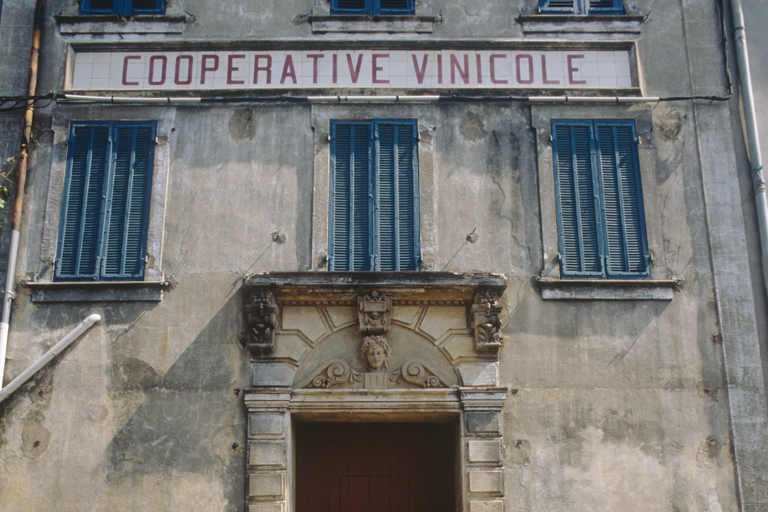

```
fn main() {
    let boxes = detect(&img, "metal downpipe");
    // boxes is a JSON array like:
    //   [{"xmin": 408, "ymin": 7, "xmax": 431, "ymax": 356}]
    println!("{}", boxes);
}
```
[
  {"xmin": 730, "ymin": 0, "xmax": 768, "ymax": 299},
  {"xmin": 0, "ymin": 0, "xmax": 46, "ymax": 387}
]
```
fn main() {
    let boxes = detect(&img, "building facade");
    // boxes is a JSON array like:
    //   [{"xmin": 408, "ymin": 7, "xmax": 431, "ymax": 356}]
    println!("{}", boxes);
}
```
[{"xmin": 0, "ymin": 0, "xmax": 767, "ymax": 510}]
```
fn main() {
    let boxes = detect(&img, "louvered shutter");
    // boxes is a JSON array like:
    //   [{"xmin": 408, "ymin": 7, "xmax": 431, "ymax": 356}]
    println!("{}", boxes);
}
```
[
  {"xmin": 130, "ymin": 0, "xmax": 165, "ymax": 15},
  {"xmin": 595, "ymin": 121, "xmax": 648, "ymax": 277},
  {"xmin": 332, "ymin": 0, "xmax": 368, "ymax": 14},
  {"xmin": 56, "ymin": 124, "xmax": 110, "ymax": 280},
  {"xmin": 329, "ymin": 122, "xmax": 373, "ymax": 271},
  {"xmin": 539, "ymin": 0, "xmax": 577, "ymax": 14},
  {"xmin": 101, "ymin": 123, "xmax": 154, "ymax": 280},
  {"xmin": 552, "ymin": 121, "xmax": 604, "ymax": 278},
  {"xmin": 588, "ymin": 0, "xmax": 624, "ymax": 14},
  {"xmin": 374, "ymin": 120, "xmax": 418, "ymax": 271},
  {"xmin": 379, "ymin": 0, "xmax": 414, "ymax": 15},
  {"xmin": 80, "ymin": 0, "xmax": 117, "ymax": 15}
]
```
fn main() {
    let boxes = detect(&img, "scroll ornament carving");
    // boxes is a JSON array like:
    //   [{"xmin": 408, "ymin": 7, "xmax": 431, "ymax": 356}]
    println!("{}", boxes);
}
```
[
  {"xmin": 245, "ymin": 289, "xmax": 278, "ymax": 357},
  {"xmin": 358, "ymin": 291, "xmax": 392, "ymax": 333},
  {"xmin": 390, "ymin": 361, "xmax": 446, "ymax": 388},
  {"xmin": 471, "ymin": 289, "xmax": 503, "ymax": 354},
  {"xmin": 305, "ymin": 360, "xmax": 362, "ymax": 389}
]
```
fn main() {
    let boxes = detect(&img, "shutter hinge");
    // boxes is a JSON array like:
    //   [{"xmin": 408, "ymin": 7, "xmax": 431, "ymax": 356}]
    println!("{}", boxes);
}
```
[
  {"xmin": 634, "ymin": 136, "xmax": 639, "ymax": 144},
  {"xmin": 64, "ymin": 136, "xmax": 71, "ymax": 145},
  {"xmin": 155, "ymin": 136, "xmax": 159, "ymax": 144},
  {"xmin": 549, "ymin": 134, "xmax": 553, "ymax": 142},
  {"xmin": 327, "ymin": 134, "xmax": 332, "ymax": 142},
  {"xmin": 144, "ymin": 254, "xmax": 149, "ymax": 263}
]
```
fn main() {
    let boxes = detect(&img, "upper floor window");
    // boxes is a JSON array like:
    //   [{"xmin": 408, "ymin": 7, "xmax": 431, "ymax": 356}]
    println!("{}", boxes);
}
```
[
  {"xmin": 56, "ymin": 121, "xmax": 155, "ymax": 281},
  {"xmin": 329, "ymin": 119, "xmax": 420, "ymax": 271},
  {"xmin": 80, "ymin": 0, "xmax": 165, "ymax": 16},
  {"xmin": 331, "ymin": 0, "xmax": 415, "ymax": 15},
  {"xmin": 539, "ymin": 0, "xmax": 625, "ymax": 15},
  {"xmin": 551, "ymin": 119, "xmax": 649, "ymax": 279}
]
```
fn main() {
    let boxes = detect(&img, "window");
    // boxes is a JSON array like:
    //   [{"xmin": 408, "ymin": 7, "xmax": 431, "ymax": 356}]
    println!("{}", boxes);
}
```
[
  {"xmin": 539, "ymin": 0, "xmax": 625, "ymax": 15},
  {"xmin": 551, "ymin": 119, "xmax": 649, "ymax": 279},
  {"xmin": 331, "ymin": 0, "xmax": 415, "ymax": 15},
  {"xmin": 329, "ymin": 119, "xmax": 420, "ymax": 272},
  {"xmin": 56, "ymin": 121, "xmax": 155, "ymax": 281},
  {"xmin": 80, "ymin": 0, "xmax": 165, "ymax": 16}
]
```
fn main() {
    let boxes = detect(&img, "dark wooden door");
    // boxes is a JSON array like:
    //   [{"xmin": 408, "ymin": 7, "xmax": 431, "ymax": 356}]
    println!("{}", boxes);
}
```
[{"xmin": 295, "ymin": 422, "xmax": 456, "ymax": 512}]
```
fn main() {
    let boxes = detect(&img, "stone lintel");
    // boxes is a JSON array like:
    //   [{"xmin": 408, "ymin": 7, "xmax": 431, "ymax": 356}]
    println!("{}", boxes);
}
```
[{"xmin": 460, "ymin": 387, "xmax": 508, "ymax": 411}]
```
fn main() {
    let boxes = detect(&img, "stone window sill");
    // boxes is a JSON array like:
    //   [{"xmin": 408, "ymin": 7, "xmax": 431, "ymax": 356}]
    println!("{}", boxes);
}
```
[
  {"xmin": 308, "ymin": 15, "xmax": 439, "ymax": 34},
  {"xmin": 55, "ymin": 14, "xmax": 189, "ymax": 34},
  {"xmin": 25, "ymin": 280, "xmax": 169, "ymax": 302},
  {"xmin": 517, "ymin": 15, "xmax": 644, "ymax": 35},
  {"xmin": 244, "ymin": 271, "xmax": 506, "ymax": 304},
  {"xmin": 536, "ymin": 277, "xmax": 679, "ymax": 300}
]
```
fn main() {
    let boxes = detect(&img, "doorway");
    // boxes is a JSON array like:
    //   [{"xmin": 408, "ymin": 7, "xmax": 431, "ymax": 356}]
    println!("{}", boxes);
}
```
[{"xmin": 295, "ymin": 422, "xmax": 457, "ymax": 512}]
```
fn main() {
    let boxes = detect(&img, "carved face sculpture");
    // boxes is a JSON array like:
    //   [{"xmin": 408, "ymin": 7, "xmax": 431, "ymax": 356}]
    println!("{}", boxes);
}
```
[{"xmin": 361, "ymin": 336, "xmax": 392, "ymax": 372}]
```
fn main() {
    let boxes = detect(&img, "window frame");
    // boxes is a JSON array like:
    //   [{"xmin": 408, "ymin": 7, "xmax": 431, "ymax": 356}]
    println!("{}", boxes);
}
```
[
  {"xmin": 55, "ymin": 120, "xmax": 156, "ymax": 282},
  {"xmin": 539, "ymin": 0, "xmax": 625, "ymax": 15},
  {"xmin": 551, "ymin": 118, "xmax": 650, "ymax": 280},
  {"xmin": 330, "ymin": 0, "xmax": 415, "ymax": 16},
  {"xmin": 80, "ymin": 0, "xmax": 165, "ymax": 16},
  {"xmin": 328, "ymin": 118, "xmax": 420, "ymax": 272}
]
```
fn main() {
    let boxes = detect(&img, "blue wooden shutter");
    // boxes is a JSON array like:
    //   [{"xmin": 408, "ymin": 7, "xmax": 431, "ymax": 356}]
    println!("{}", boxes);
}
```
[
  {"xmin": 379, "ymin": 0, "xmax": 414, "ymax": 15},
  {"xmin": 374, "ymin": 120, "xmax": 419, "ymax": 271},
  {"xmin": 80, "ymin": 0, "xmax": 118, "ymax": 15},
  {"xmin": 552, "ymin": 120, "xmax": 604, "ymax": 278},
  {"xmin": 129, "ymin": 0, "xmax": 165, "ymax": 15},
  {"xmin": 101, "ymin": 123, "xmax": 155, "ymax": 280},
  {"xmin": 588, "ymin": 0, "xmax": 624, "ymax": 15},
  {"xmin": 331, "ymin": 0, "xmax": 368, "ymax": 14},
  {"xmin": 329, "ymin": 122, "xmax": 373, "ymax": 271},
  {"xmin": 539, "ymin": 0, "xmax": 577, "ymax": 14},
  {"xmin": 56, "ymin": 124, "xmax": 111, "ymax": 280},
  {"xmin": 595, "ymin": 121, "xmax": 648, "ymax": 277}
]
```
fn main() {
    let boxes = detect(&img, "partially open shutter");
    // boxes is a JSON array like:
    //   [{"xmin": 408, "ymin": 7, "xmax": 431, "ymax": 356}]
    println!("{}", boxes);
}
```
[
  {"xmin": 101, "ymin": 123, "xmax": 154, "ymax": 280},
  {"xmin": 553, "ymin": 120, "xmax": 603, "ymax": 277},
  {"xmin": 596, "ymin": 121, "xmax": 648, "ymax": 277},
  {"xmin": 56, "ymin": 124, "xmax": 110, "ymax": 280}
]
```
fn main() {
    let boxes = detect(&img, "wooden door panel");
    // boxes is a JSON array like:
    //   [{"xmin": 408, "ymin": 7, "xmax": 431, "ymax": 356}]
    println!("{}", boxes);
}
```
[{"xmin": 295, "ymin": 422, "xmax": 455, "ymax": 512}]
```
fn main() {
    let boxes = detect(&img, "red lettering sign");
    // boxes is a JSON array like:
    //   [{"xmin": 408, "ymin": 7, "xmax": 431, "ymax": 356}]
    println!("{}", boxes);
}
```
[
  {"xmin": 253, "ymin": 55, "xmax": 272, "ymax": 84},
  {"xmin": 516, "ymin": 54, "xmax": 533, "ymax": 84},
  {"xmin": 347, "ymin": 54, "xmax": 364, "ymax": 84},
  {"xmin": 541, "ymin": 54, "xmax": 559, "ymax": 85},
  {"xmin": 122, "ymin": 55, "xmax": 141, "ymax": 86},
  {"xmin": 372, "ymin": 54, "xmax": 389, "ymax": 84},
  {"xmin": 567, "ymin": 54, "xmax": 586, "ymax": 85},
  {"xmin": 490, "ymin": 54, "xmax": 508, "ymax": 84},
  {"xmin": 450, "ymin": 54, "xmax": 469, "ymax": 85},
  {"xmin": 200, "ymin": 54, "xmax": 219, "ymax": 85},
  {"xmin": 307, "ymin": 54, "xmax": 324, "ymax": 84},
  {"xmin": 281, "ymin": 55, "xmax": 297, "ymax": 85},
  {"xmin": 175, "ymin": 55, "xmax": 193, "ymax": 86},
  {"xmin": 228, "ymin": 54, "xmax": 246, "ymax": 85}
]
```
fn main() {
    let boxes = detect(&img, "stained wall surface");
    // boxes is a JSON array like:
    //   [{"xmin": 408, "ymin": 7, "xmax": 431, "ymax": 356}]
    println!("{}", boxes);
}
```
[{"xmin": 0, "ymin": 0, "xmax": 765, "ymax": 511}]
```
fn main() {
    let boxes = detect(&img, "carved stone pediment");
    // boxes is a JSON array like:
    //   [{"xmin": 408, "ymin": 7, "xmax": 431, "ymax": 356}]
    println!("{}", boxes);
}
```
[{"xmin": 391, "ymin": 361, "xmax": 448, "ymax": 388}]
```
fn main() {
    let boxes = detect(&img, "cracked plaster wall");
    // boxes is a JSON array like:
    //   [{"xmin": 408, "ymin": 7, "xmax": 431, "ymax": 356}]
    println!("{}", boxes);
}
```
[{"xmin": 0, "ymin": 0, "xmax": 762, "ymax": 510}]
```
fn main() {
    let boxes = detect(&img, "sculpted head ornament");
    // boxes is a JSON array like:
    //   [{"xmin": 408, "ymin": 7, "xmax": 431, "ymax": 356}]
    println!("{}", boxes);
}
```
[{"xmin": 361, "ymin": 335, "xmax": 392, "ymax": 372}]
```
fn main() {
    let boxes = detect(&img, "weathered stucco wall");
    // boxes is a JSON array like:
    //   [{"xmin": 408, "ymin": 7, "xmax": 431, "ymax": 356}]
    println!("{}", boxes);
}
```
[{"xmin": 0, "ymin": 0, "xmax": 764, "ymax": 510}]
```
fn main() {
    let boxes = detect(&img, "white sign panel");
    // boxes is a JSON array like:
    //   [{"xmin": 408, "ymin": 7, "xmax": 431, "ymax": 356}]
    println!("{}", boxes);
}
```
[{"xmin": 70, "ymin": 49, "xmax": 633, "ymax": 91}]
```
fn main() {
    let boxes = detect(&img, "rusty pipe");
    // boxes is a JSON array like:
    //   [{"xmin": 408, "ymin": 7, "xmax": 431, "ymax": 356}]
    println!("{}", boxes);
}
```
[{"xmin": 0, "ymin": 0, "xmax": 46, "ymax": 387}]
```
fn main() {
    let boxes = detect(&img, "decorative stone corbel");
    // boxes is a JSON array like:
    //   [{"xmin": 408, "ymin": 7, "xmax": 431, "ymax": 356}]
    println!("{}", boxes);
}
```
[
  {"xmin": 245, "ymin": 288, "xmax": 278, "ymax": 356},
  {"xmin": 358, "ymin": 290, "xmax": 392, "ymax": 333},
  {"xmin": 471, "ymin": 289, "xmax": 503, "ymax": 354}
]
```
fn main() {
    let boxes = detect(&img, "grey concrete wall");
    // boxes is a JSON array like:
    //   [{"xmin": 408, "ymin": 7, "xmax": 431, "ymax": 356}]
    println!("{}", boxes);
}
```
[{"xmin": 0, "ymin": 0, "xmax": 764, "ymax": 510}]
